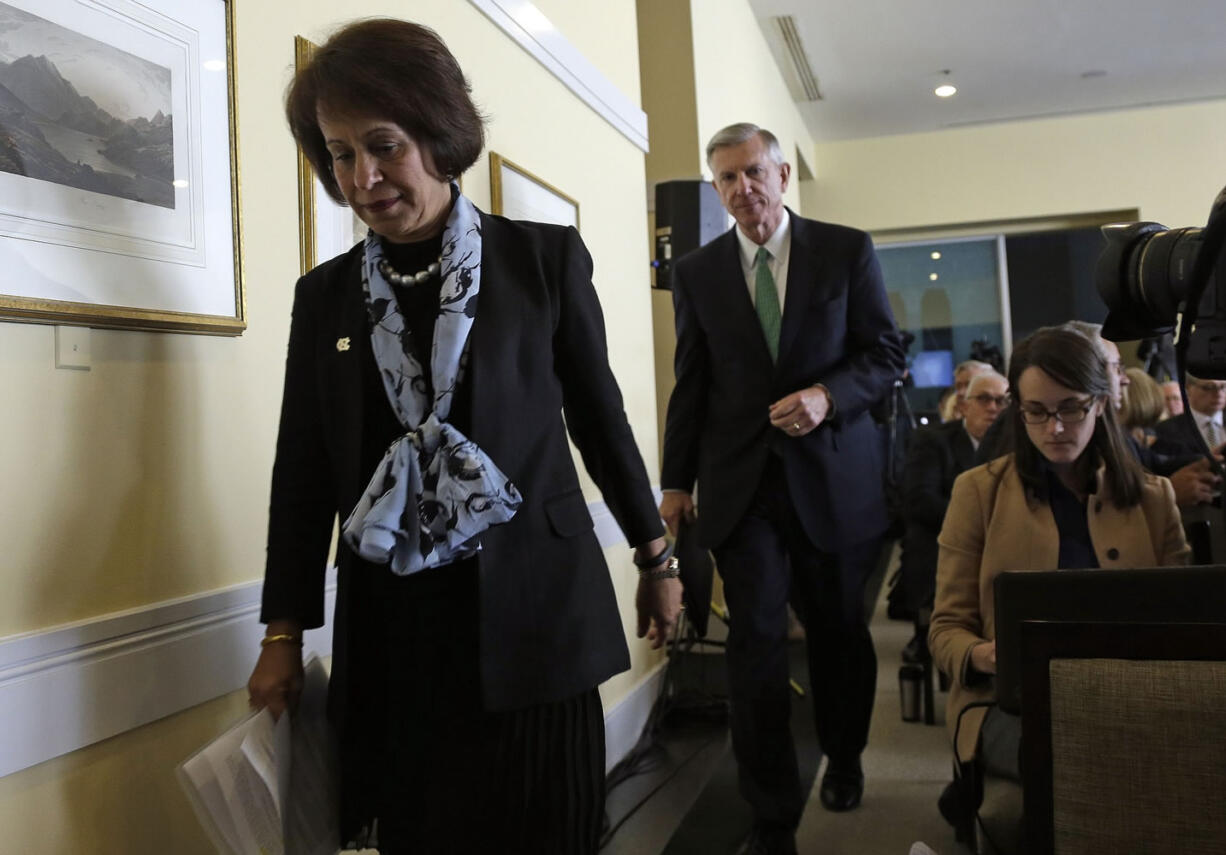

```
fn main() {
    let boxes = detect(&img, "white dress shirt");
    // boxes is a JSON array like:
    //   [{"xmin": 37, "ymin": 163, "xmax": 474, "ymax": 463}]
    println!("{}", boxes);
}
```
[
  {"xmin": 735, "ymin": 211, "xmax": 791, "ymax": 311},
  {"xmin": 1193, "ymin": 408, "xmax": 1225, "ymax": 449}
]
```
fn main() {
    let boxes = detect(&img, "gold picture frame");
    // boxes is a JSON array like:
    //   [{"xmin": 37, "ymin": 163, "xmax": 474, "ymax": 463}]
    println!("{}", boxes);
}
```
[
  {"xmin": 0, "ymin": 0, "xmax": 245, "ymax": 335},
  {"xmin": 294, "ymin": 36, "xmax": 366, "ymax": 275},
  {"xmin": 489, "ymin": 153, "xmax": 579, "ymax": 231}
]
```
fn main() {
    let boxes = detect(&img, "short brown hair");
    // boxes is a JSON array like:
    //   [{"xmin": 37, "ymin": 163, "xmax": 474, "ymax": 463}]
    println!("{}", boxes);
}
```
[{"xmin": 286, "ymin": 19, "xmax": 485, "ymax": 203}]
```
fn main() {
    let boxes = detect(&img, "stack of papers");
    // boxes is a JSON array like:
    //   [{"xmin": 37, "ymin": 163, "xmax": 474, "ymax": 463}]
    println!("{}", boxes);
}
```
[{"xmin": 178, "ymin": 655, "xmax": 338, "ymax": 855}]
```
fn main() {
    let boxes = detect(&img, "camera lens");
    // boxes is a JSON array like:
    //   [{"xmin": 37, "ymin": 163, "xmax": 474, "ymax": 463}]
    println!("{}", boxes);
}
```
[{"xmin": 1097, "ymin": 222, "xmax": 1205, "ymax": 339}]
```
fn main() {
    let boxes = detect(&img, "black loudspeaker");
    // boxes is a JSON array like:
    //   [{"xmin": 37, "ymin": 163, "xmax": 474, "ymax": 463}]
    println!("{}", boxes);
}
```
[{"xmin": 653, "ymin": 180, "xmax": 725, "ymax": 289}]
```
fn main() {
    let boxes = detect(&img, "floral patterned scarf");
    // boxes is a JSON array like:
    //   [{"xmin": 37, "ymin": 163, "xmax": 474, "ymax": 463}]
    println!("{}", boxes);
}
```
[{"xmin": 342, "ymin": 190, "xmax": 522, "ymax": 575}]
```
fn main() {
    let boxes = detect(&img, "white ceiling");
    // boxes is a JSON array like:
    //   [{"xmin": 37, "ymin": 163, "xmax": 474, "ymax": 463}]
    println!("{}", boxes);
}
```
[{"xmin": 749, "ymin": 0, "xmax": 1226, "ymax": 141}]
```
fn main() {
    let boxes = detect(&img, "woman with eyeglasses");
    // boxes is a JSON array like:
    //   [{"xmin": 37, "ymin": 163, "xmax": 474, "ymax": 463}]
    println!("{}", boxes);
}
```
[{"xmin": 928, "ymin": 327, "xmax": 1188, "ymax": 824}]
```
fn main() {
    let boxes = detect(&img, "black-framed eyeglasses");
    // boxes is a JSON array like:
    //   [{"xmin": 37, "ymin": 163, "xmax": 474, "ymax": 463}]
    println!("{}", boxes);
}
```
[
  {"xmin": 1019, "ymin": 398, "xmax": 1096, "ymax": 425},
  {"xmin": 969, "ymin": 393, "xmax": 1010, "ymax": 408}
]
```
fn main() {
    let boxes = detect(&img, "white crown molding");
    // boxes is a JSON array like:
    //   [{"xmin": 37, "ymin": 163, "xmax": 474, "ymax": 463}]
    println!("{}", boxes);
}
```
[
  {"xmin": 0, "ymin": 498, "xmax": 657, "ymax": 778},
  {"xmin": 468, "ymin": 0, "xmax": 649, "ymax": 152}
]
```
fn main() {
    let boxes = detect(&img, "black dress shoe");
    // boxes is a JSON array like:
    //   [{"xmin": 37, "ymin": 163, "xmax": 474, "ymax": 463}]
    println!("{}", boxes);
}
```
[
  {"xmin": 736, "ymin": 825, "xmax": 798, "ymax": 855},
  {"xmin": 819, "ymin": 758, "xmax": 865, "ymax": 812}
]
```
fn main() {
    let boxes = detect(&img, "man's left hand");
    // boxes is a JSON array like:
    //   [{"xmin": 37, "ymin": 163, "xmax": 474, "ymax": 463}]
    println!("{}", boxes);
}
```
[{"xmin": 769, "ymin": 385, "xmax": 831, "ymax": 437}]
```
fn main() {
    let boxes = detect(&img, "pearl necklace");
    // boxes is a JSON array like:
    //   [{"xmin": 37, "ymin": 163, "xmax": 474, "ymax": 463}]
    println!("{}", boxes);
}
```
[{"xmin": 377, "ymin": 256, "xmax": 442, "ymax": 286}]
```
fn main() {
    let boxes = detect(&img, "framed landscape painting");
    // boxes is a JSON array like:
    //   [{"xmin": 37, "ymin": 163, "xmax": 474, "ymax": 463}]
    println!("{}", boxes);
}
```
[{"xmin": 0, "ymin": 0, "xmax": 244, "ymax": 334}]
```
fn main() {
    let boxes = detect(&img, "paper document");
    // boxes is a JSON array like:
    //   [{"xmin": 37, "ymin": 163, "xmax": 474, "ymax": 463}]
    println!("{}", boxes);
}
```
[{"xmin": 178, "ymin": 655, "xmax": 338, "ymax": 855}]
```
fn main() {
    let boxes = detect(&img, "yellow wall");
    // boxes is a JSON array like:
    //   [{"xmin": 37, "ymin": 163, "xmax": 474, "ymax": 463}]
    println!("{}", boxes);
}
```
[
  {"xmin": 810, "ymin": 100, "xmax": 1226, "ymax": 234},
  {"xmin": 637, "ymin": 0, "xmax": 701, "ymax": 186},
  {"xmin": 0, "ymin": 1, "xmax": 658, "ymax": 850},
  {"xmin": 689, "ymin": 0, "xmax": 814, "ymax": 210}
]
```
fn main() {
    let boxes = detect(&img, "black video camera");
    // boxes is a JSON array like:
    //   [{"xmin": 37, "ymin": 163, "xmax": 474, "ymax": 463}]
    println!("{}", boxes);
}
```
[{"xmin": 1096, "ymin": 185, "xmax": 1226, "ymax": 378}]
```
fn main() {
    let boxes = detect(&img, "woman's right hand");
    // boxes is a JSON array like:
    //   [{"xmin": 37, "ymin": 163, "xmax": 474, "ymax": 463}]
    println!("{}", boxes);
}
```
[
  {"xmin": 969, "ymin": 640, "xmax": 997, "ymax": 675},
  {"xmin": 247, "ymin": 632, "xmax": 305, "ymax": 721}
]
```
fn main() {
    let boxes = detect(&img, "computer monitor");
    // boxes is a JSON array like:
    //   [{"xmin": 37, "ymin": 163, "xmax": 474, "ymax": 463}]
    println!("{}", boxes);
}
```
[
  {"xmin": 993, "ymin": 565, "xmax": 1226, "ymax": 715},
  {"xmin": 910, "ymin": 349, "xmax": 954, "ymax": 388}
]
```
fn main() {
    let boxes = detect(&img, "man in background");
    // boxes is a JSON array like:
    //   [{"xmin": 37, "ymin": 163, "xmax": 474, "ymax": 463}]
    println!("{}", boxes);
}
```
[
  {"xmin": 939, "ymin": 360, "xmax": 993, "ymax": 423},
  {"xmin": 899, "ymin": 371, "xmax": 1009, "ymax": 663},
  {"xmin": 660, "ymin": 122, "xmax": 904, "ymax": 855},
  {"xmin": 1162, "ymin": 379, "xmax": 1185, "ymax": 418},
  {"xmin": 1153, "ymin": 375, "xmax": 1226, "ymax": 461}
]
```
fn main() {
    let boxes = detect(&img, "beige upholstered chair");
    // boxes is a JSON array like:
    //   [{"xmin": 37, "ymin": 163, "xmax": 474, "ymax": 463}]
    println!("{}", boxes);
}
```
[{"xmin": 1020, "ymin": 621, "xmax": 1226, "ymax": 855}]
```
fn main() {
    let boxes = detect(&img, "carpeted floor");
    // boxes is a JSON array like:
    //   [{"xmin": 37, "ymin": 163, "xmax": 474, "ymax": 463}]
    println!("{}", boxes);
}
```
[
  {"xmin": 602, "ymin": 544, "xmax": 975, "ymax": 855},
  {"xmin": 794, "ymin": 565, "xmax": 969, "ymax": 855}
]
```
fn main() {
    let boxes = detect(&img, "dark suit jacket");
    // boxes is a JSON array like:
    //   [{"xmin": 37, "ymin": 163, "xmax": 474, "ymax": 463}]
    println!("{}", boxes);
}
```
[
  {"xmin": 261, "ymin": 213, "xmax": 663, "ymax": 711},
  {"xmin": 660, "ymin": 210, "xmax": 905, "ymax": 551},
  {"xmin": 1152, "ymin": 411, "xmax": 1213, "ymax": 460},
  {"xmin": 901, "ymin": 419, "xmax": 977, "ymax": 600}
]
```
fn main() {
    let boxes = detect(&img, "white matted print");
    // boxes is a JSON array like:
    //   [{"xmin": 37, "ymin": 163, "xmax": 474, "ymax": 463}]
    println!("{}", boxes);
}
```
[
  {"xmin": 294, "ymin": 35, "xmax": 363, "ymax": 275},
  {"xmin": 0, "ymin": 0, "xmax": 243, "ymax": 334},
  {"xmin": 489, "ymin": 152, "xmax": 578, "ymax": 231}
]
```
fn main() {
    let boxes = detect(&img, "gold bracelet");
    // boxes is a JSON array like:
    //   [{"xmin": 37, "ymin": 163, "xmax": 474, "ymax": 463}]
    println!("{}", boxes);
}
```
[{"xmin": 260, "ymin": 633, "xmax": 302, "ymax": 648}]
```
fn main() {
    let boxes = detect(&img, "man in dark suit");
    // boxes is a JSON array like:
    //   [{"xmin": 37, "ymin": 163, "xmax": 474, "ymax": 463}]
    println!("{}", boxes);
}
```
[
  {"xmin": 1153, "ymin": 374, "xmax": 1226, "ymax": 460},
  {"xmin": 899, "ymin": 371, "xmax": 1008, "ymax": 661},
  {"xmin": 659, "ymin": 122, "xmax": 904, "ymax": 854}
]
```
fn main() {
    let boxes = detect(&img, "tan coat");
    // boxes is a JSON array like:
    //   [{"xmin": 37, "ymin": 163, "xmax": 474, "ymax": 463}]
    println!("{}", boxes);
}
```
[{"xmin": 928, "ymin": 454, "xmax": 1190, "ymax": 761}]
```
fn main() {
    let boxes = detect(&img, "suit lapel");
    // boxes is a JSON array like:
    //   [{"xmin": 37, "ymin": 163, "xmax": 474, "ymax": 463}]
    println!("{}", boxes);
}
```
[
  {"xmin": 778, "ymin": 212, "xmax": 826, "ymax": 363},
  {"xmin": 952, "ymin": 424, "xmax": 976, "ymax": 471}
]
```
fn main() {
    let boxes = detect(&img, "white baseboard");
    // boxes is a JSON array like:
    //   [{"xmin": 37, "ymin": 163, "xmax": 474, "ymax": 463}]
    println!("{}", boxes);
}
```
[
  {"xmin": 603, "ymin": 663, "xmax": 665, "ymax": 773},
  {"xmin": 0, "ymin": 572, "xmax": 337, "ymax": 779},
  {"xmin": 0, "ymin": 497, "xmax": 655, "ymax": 778}
]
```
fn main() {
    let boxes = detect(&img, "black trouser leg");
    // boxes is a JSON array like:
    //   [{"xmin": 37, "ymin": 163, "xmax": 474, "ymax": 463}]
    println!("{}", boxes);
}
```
[
  {"xmin": 714, "ymin": 476, "xmax": 803, "ymax": 832},
  {"xmin": 712, "ymin": 461, "xmax": 880, "ymax": 828},
  {"xmin": 793, "ymin": 536, "xmax": 879, "ymax": 763}
]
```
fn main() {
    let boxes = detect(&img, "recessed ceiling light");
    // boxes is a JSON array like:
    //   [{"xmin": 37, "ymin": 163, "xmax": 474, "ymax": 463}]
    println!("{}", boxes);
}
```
[
  {"xmin": 931, "ymin": 251, "xmax": 942, "ymax": 260},
  {"xmin": 935, "ymin": 84, "xmax": 957, "ymax": 98},
  {"xmin": 929, "ymin": 273, "xmax": 939, "ymax": 281}
]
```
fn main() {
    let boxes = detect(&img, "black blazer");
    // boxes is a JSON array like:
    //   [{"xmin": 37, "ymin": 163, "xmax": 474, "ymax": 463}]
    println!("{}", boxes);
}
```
[
  {"xmin": 1152, "ymin": 412, "xmax": 1212, "ymax": 460},
  {"xmin": 902, "ymin": 419, "xmax": 977, "ymax": 577},
  {"xmin": 261, "ymin": 213, "xmax": 664, "ymax": 711},
  {"xmin": 661, "ymin": 211, "xmax": 905, "ymax": 551}
]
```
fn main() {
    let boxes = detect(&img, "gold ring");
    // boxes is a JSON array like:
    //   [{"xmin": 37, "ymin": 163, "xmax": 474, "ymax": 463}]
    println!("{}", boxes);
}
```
[{"xmin": 792, "ymin": 422, "xmax": 801, "ymax": 431}]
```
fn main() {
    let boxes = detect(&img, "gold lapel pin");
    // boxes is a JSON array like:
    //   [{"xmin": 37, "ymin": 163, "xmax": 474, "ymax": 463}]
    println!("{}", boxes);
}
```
[{"xmin": 336, "ymin": 337, "xmax": 351, "ymax": 352}]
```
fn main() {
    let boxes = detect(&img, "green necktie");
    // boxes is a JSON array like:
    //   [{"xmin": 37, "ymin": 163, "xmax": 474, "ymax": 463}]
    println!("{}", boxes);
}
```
[{"xmin": 754, "ymin": 246, "xmax": 781, "ymax": 361}]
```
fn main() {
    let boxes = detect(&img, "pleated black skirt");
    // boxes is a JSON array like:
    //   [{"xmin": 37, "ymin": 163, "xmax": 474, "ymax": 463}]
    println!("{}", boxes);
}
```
[{"xmin": 339, "ymin": 557, "xmax": 606, "ymax": 855}]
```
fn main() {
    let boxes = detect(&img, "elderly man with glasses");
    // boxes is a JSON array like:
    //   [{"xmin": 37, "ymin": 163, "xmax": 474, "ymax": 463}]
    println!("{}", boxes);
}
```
[
  {"xmin": 898, "ymin": 371, "xmax": 1010, "ymax": 664},
  {"xmin": 1153, "ymin": 375, "xmax": 1226, "ymax": 460},
  {"xmin": 1150, "ymin": 374, "xmax": 1226, "ymax": 524}
]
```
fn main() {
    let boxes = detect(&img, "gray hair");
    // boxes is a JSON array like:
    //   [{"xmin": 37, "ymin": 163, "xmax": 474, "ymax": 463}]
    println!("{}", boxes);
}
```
[
  {"xmin": 706, "ymin": 123, "xmax": 785, "ymax": 169},
  {"xmin": 1061, "ymin": 321, "xmax": 1109, "ymax": 360},
  {"xmin": 954, "ymin": 360, "xmax": 994, "ymax": 380},
  {"xmin": 966, "ymin": 371, "xmax": 1007, "ymax": 398}
]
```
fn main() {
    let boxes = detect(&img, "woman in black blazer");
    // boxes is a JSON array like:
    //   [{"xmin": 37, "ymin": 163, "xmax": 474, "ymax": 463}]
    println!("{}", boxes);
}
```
[{"xmin": 246, "ymin": 19, "xmax": 680, "ymax": 854}]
